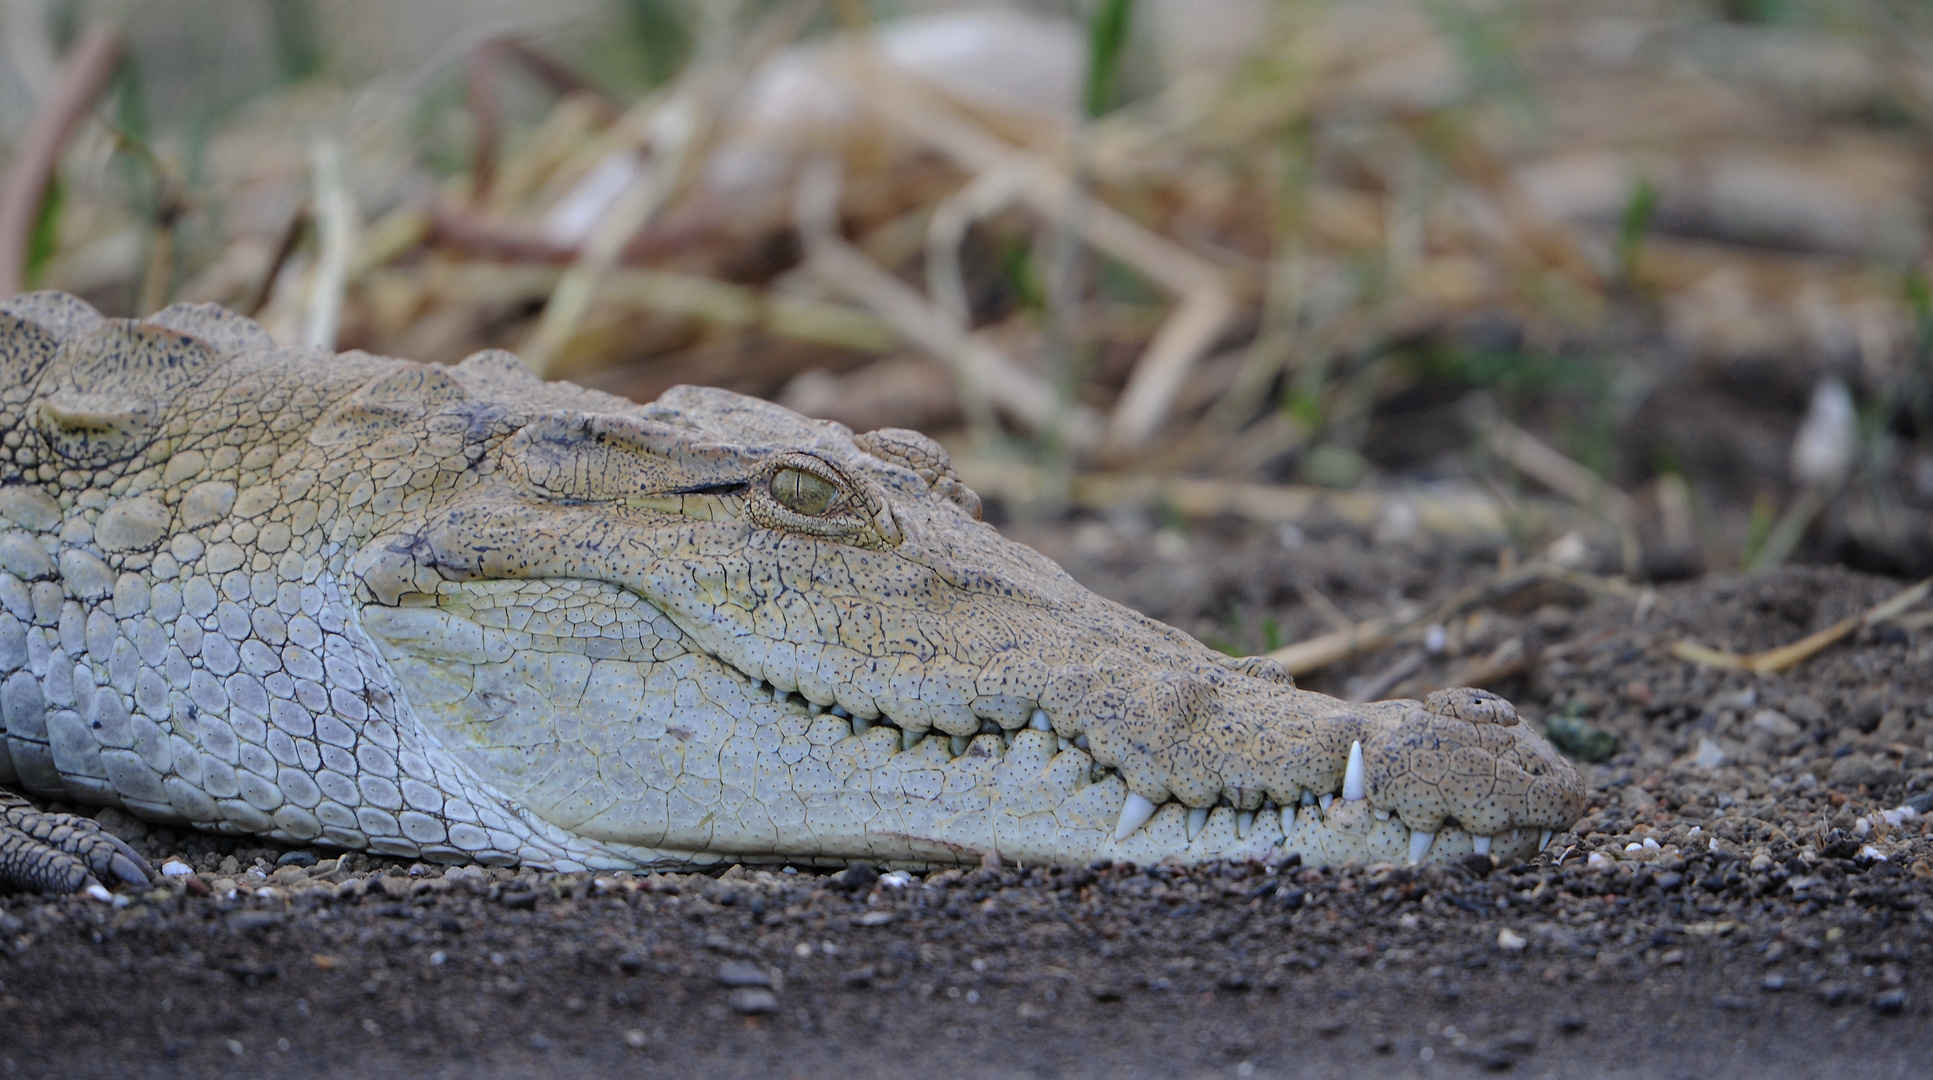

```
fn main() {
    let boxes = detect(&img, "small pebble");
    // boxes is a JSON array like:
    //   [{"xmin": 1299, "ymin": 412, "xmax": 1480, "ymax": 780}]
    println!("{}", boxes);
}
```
[
  {"xmin": 1587, "ymin": 852, "xmax": 1614, "ymax": 870},
  {"xmin": 716, "ymin": 961, "xmax": 770, "ymax": 988},
  {"xmin": 161, "ymin": 861, "xmax": 193, "ymax": 877},
  {"xmin": 1497, "ymin": 929, "xmax": 1527, "ymax": 951},
  {"xmin": 729, "ymin": 988, "xmax": 778, "ymax": 1015},
  {"xmin": 1762, "ymin": 974, "xmax": 1786, "ymax": 991}
]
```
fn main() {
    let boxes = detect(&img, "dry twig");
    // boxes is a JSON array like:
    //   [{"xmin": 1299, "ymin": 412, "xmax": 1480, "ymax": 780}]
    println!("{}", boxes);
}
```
[
  {"xmin": 0, "ymin": 22, "xmax": 121, "ymax": 299},
  {"xmin": 848, "ymin": 61, "xmax": 1235, "ymax": 450},
  {"xmin": 795, "ymin": 159, "xmax": 1098, "ymax": 442},
  {"xmin": 1672, "ymin": 577, "xmax": 1931, "ymax": 675}
]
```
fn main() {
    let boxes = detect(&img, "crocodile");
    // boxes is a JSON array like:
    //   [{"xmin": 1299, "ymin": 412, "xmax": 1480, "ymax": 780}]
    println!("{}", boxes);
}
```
[{"xmin": 0, "ymin": 291, "xmax": 1583, "ymax": 892}]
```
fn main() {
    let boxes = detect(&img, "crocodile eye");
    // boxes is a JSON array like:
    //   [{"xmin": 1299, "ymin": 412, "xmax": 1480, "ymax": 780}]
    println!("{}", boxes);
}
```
[{"xmin": 769, "ymin": 467, "xmax": 838, "ymax": 516}]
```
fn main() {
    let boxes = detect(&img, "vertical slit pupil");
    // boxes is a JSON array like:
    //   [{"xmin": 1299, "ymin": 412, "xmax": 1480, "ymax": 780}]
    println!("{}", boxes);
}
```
[{"xmin": 772, "ymin": 467, "xmax": 836, "ymax": 516}]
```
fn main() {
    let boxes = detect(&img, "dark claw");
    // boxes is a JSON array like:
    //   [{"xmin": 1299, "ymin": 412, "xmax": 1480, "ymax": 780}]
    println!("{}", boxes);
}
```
[
  {"xmin": 97, "ymin": 832, "xmax": 154, "ymax": 886},
  {"xmin": 108, "ymin": 851, "xmax": 152, "ymax": 888}
]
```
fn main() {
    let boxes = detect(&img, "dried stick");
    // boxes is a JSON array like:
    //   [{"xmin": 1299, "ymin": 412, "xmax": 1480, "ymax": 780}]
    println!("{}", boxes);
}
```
[
  {"xmin": 248, "ymin": 198, "xmax": 309, "ymax": 317},
  {"xmin": 0, "ymin": 22, "xmax": 121, "ymax": 299},
  {"xmin": 849, "ymin": 62, "xmax": 1234, "ymax": 449},
  {"xmin": 1472, "ymin": 404, "xmax": 1640, "ymax": 575},
  {"xmin": 795, "ymin": 159, "xmax": 1097, "ymax": 442},
  {"xmin": 424, "ymin": 262, "xmax": 897, "ymax": 352},
  {"xmin": 1266, "ymin": 562, "xmax": 1572, "ymax": 677},
  {"xmin": 425, "ymin": 199, "xmax": 717, "ymax": 265},
  {"xmin": 466, "ymin": 41, "xmax": 504, "ymax": 201},
  {"xmin": 1673, "ymin": 577, "xmax": 1931, "ymax": 676},
  {"xmin": 303, "ymin": 138, "xmax": 357, "ymax": 351},
  {"xmin": 953, "ymin": 459, "xmax": 1529, "ymax": 539}
]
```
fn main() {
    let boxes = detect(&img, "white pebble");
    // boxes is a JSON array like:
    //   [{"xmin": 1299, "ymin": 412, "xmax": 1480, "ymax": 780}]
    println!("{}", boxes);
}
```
[
  {"xmin": 161, "ymin": 861, "xmax": 194, "ymax": 877},
  {"xmin": 1497, "ymin": 928, "xmax": 1527, "ymax": 951},
  {"xmin": 1854, "ymin": 817, "xmax": 1871, "ymax": 836},
  {"xmin": 879, "ymin": 871, "xmax": 912, "ymax": 889},
  {"xmin": 1424, "ymin": 624, "xmax": 1447, "ymax": 654},
  {"xmin": 83, "ymin": 884, "xmax": 112, "ymax": 903},
  {"xmin": 1624, "ymin": 842, "xmax": 1643, "ymax": 853},
  {"xmin": 1879, "ymin": 810, "xmax": 1903, "ymax": 829},
  {"xmin": 1587, "ymin": 852, "xmax": 1614, "ymax": 870},
  {"xmin": 1643, "ymin": 837, "xmax": 1661, "ymax": 850},
  {"xmin": 1858, "ymin": 845, "xmax": 1888, "ymax": 862},
  {"xmin": 1688, "ymin": 826, "xmax": 1702, "ymax": 837}
]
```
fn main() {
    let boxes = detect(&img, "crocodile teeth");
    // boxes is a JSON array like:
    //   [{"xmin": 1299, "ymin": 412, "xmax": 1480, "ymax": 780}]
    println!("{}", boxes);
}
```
[
  {"xmin": 1029, "ymin": 709, "xmax": 1052, "ymax": 731},
  {"xmin": 1300, "ymin": 789, "xmax": 1317, "ymax": 806},
  {"xmin": 1540, "ymin": 830, "xmax": 1553, "ymax": 852},
  {"xmin": 901, "ymin": 730, "xmax": 925, "ymax": 751},
  {"xmin": 1235, "ymin": 811, "xmax": 1254, "ymax": 840},
  {"xmin": 1472, "ymin": 835, "xmax": 1492, "ymax": 857},
  {"xmin": 1409, "ymin": 830, "xmax": 1435, "ymax": 864},
  {"xmin": 949, "ymin": 735, "xmax": 971, "ymax": 757},
  {"xmin": 1186, "ymin": 807, "xmax": 1209, "ymax": 841},
  {"xmin": 1115, "ymin": 793, "xmax": 1157, "ymax": 842},
  {"xmin": 1318, "ymin": 793, "xmax": 1334, "ymax": 814},
  {"xmin": 1342, "ymin": 740, "xmax": 1366, "ymax": 801},
  {"xmin": 850, "ymin": 715, "xmax": 872, "ymax": 736}
]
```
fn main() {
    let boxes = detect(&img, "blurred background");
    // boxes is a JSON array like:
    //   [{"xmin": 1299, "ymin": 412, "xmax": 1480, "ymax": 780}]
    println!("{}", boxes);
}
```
[{"xmin": 1, "ymin": 0, "xmax": 1930, "ymax": 622}]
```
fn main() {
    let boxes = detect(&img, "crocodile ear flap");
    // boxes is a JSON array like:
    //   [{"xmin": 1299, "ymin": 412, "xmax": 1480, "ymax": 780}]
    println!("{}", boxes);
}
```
[
  {"xmin": 34, "ymin": 392, "xmax": 159, "ymax": 466},
  {"xmin": 143, "ymin": 301, "xmax": 275, "ymax": 356},
  {"xmin": 32, "ymin": 321, "xmax": 221, "ymax": 465},
  {"xmin": 310, "ymin": 365, "xmax": 470, "ymax": 446}
]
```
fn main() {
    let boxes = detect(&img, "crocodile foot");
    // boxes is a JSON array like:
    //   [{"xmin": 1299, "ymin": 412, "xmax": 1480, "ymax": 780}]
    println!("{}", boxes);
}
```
[{"xmin": 0, "ymin": 793, "xmax": 153, "ymax": 895}]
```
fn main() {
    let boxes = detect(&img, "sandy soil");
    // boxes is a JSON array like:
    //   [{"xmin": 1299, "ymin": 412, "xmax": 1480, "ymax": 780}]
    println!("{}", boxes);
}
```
[{"xmin": 0, "ymin": 523, "xmax": 1927, "ymax": 1079}]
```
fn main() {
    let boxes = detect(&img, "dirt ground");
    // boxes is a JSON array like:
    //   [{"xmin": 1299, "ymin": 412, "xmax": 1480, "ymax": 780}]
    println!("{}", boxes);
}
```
[{"xmin": 0, "ymin": 518, "xmax": 1928, "ymax": 1080}]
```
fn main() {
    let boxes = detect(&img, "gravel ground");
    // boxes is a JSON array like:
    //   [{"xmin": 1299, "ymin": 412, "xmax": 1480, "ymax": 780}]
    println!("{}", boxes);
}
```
[{"xmin": 1, "ymin": 524, "xmax": 1928, "ymax": 1079}]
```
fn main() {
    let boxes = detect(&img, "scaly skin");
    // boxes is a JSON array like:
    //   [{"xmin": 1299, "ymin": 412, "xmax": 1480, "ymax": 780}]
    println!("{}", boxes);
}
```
[{"xmin": 0, "ymin": 292, "xmax": 1584, "ymax": 889}]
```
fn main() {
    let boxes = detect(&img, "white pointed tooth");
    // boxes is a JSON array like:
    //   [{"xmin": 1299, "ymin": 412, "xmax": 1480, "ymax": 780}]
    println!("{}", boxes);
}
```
[
  {"xmin": 1372, "ymin": 808, "xmax": 1390, "ymax": 821},
  {"xmin": 808, "ymin": 701, "xmax": 827, "ymax": 715},
  {"xmin": 1185, "ymin": 807, "xmax": 1209, "ymax": 841},
  {"xmin": 1300, "ymin": 789, "xmax": 1316, "ymax": 806},
  {"xmin": 1540, "ymin": 830, "xmax": 1553, "ymax": 852},
  {"xmin": 773, "ymin": 686, "xmax": 789, "ymax": 704},
  {"xmin": 1236, "ymin": 811, "xmax": 1254, "ymax": 840},
  {"xmin": 831, "ymin": 705, "xmax": 851, "ymax": 719},
  {"xmin": 1280, "ymin": 806, "xmax": 1297, "ymax": 833},
  {"xmin": 1073, "ymin": 735, "xmax": 1090, "ymax": 750},
  {"xmin": 1409, "ymin": 830, "xmax": 1436, "ymax": 864},
  {"xmin": 851, "ymin": 715, "xmax": 872, "ymax": 736},
  {"xmin": 1319, "ymin": 793, "xmax": 1334, "ymax": 814},
  {"xmin": 949, "ymin": 735, "xmax": 970, "ymax": 757},
  {"xmin": 1473, "ymin": 835, "xmax": 1492, "ymax": 857},
  {"xmin": 1029, "ymin": 709, "xmax": 1052, "ymax": 731},
  {"xmin": 1057, "ymin": 736, "xmax": 1070, "ymax": 752},
  {"xmin": 1115, "ymin": 793, "xmax": 1158, "ymax": 842},
  {"xmin": 901, "ymin": 730, "xmax": 925, "ymax": 751},
  {"xmin": 1342, "ymin": 741, "xmax": 1366, "ymax": 801}
]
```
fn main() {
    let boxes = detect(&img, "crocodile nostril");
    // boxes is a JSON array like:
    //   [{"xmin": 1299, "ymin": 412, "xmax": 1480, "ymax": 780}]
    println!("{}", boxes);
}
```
[{"xmin": 1423, "ymin": 687, "xmax": 1519, "ymax": 726}]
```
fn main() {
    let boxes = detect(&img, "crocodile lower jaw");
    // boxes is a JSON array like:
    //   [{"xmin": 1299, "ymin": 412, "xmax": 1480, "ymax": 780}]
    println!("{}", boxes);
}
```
[{"xmin": 362, "ymin": 583, "xmax": 1552, "ymax": 869}]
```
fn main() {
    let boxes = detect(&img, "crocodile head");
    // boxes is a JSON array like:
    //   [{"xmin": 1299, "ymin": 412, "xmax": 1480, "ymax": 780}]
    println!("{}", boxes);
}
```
[{"xmin": 0, "ymin": 292, "xmax": 1583, "ymax": 870}]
